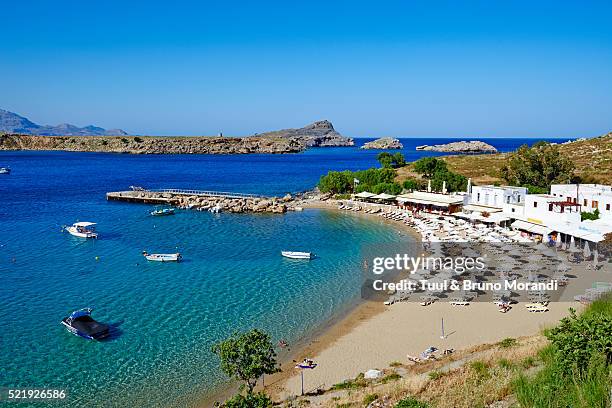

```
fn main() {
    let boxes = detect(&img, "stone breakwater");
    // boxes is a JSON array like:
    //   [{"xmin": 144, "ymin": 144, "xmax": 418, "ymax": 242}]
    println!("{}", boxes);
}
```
[
  {"xmin": 107, "ymin": 190, "xmax": 299, "ymax": 214},
  {"xmin": 0, "ymin": 134, "xmax": 304, "ymax": 154}
]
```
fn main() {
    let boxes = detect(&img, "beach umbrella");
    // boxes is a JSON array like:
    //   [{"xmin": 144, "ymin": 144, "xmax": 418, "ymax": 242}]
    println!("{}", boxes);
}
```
[
  {"xmin": 593, "ymin": 251, "xmax": 598, "ymax": 269},
  {"xmin": 442, "ymin": 181, "xmax": 447, "ymax": 194},
  {"xmin": 427, "ymin": 180, "xmax": 432, "ymax": 193},
  {"xmin": 568, "ymin": 236, "xmax": 576, "ymax": 251},
  {"xmin": 527, "ymin": 253, "xmax": 542, "ymax": 263},
  {"xmin": 556, "ymin": 234, "xmax": 563, "ymax": 248},
  {"xmin": 557, "ymin": 263, "xmax": 571, "ymax": 271},
  {"xmin": 467, "ymin": 178, "xmax": 472, "ymax": 194},
  {"xmin": 583, "ymin": 242, "xmax": 591, "ymax": 258}
]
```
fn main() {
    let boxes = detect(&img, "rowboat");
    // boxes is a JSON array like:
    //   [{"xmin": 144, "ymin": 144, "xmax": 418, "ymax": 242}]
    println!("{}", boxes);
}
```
[
  {"xmin": 66, "ymin": 222, "xmax": 98, "ymax": 238},
  {"xmin": 142, "ymin": 251, "xmax": 181, "ymax": 262},
  {"xmin": 281, "ymin": 251, "xmax": 312, "ymax": 260}
]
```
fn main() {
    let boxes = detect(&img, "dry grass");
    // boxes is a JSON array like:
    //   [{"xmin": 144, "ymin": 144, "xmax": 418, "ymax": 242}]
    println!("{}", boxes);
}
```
[
  {"xmin": 290, "ymin": 335, "xmax": 548, "ymax": 408},
  {"xmin": 396, "ymin": 132, "xmax": 612, "ymax": 186}
]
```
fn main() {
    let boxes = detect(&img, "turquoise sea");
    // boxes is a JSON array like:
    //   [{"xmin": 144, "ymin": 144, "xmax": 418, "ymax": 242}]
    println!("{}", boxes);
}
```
[{"xmin": 0, "ymin": 138, "xmax": 561, "ymax": 407}]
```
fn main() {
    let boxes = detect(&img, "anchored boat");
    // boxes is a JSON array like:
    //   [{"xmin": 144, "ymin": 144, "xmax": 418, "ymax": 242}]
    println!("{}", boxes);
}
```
[
  {"xmin": 142, "ymin": 251, "xmax": 182, "ymax": 262},
  {"xmin": 150, "ymin": 207, "xmax": 175, "ymax": 216},
  {"xmin": 0, "ymin": 167, "xmax": 10, "ymax": 174},
  {"xmin": 66, "ymin": 222, "xmax": 98, "ymax": 238},
  {"xmin": 281, "ymin": 251, "xmax": 313, "ymax": 260},
  {"xmin": 61, "ymin": 308, "xmax": 109, "ymax": 340}
]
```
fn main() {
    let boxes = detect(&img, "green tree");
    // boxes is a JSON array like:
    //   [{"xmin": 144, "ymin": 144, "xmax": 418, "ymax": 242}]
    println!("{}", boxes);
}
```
[
  {"xmin": 371, "ymin": 182, "xmax": 402, "ymax": 195},
  {"xmin": 377, "ymin": 152, "xmax": 406, "ymax": 168},
  {"xmin": 318, "ymin": 171, "xmax": 352, "ymax": 194},
  {"xmin": 211, "ymin": 329, "xmax": 280, "ymax": 394},
  {"xmin": 393, "ymin": 152, "xmax": 406, "ymax": 167},
  {"xmin": 501, "ymin": 142, "xmax": 575, "ymax": 189},
  {"xmin": 413, "ymin": 157, "xmax": 447, "ymax": 178},
  {"xmin": 431, "ymin": 170, "xmax": 468, "ymax": 193},
  {"xmin": 377, "ymin": 152, "xmax": 394, "ymax": 168},
  {"xmin": 402, "ymin": 179, "xmax": 419, "ymax": 191}
]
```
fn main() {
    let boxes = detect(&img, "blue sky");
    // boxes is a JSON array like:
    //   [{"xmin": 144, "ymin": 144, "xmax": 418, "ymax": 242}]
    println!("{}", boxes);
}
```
[{"xmin": 1, "ymin": 0, "xmax": 611, "ymax": 137}]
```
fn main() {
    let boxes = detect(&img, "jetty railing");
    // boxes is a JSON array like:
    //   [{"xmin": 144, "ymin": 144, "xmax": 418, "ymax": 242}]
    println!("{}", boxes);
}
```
[{"xmin": 149, "ymin": 188, "xmax": 265, "ymax": 199}]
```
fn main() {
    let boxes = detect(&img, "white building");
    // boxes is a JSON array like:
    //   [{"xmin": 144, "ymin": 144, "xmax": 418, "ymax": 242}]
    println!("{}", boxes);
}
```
[
  {"xmin": 550, "ymin": 184, "xmax": 612, "ymax": 222},
  {"xmin": 469, "ymin": 185, "xmax": 527, "ymax": 210}
]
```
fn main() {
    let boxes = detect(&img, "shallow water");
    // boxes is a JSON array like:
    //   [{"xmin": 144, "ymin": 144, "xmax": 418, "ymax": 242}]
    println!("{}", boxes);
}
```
[{"xmin": 0, "ymin": 137, "xmax": 561, "ymax": 406}]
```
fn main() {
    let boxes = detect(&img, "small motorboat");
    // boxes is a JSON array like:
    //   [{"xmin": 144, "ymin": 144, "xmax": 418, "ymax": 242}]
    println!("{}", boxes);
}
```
[
  {"xmin": 66, "ymin": 222, "xmax": 98, "ymax": 238},
  {"xmin": 281, "ymin": 251, "xmax": 312, "ymax": 260},
  {"xmin": 0, "ymin": 167, "xmax": 10, "ymax": 174},
  {"xmin": 150, "ymin": 207, "xmax": 175, "ymax": 216},
  {"xmin": 61, "ymin": 308, "xmax": 109, "ymax": 340},
  {"xmin": 142, "ymin": 251, "xmax": 182, "ymax": 262}
]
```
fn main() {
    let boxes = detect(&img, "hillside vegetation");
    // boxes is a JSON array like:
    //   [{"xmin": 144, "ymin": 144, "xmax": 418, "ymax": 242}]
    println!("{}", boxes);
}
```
[{"xmin": 397, "ymin": 132, "xmax": 612, "ymax": 186}]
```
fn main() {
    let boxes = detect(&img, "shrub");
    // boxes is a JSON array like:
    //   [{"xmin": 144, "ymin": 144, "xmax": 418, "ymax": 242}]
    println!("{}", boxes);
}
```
[
  {"xmin": 381, "ymin": 373, "xmax": 401, "ymax": 383},
  {"xmin": 546, "ymin": 307, "xmax": 612, "ymax": 373},
  {"xmin": 498, "ymin": 338, "xmax": 517, "ymax": 348},
  {"xmin": 377, "ymin": 152, "xmax": 406, "ymax": 168},
  {"xmin": 581, "ymin": 208, "xmax": 600, "ymax": 221},
  {"xmin": 133, "ymin": 136, "xmax": 144, "ymax": 143},
  {"xmin": 428, "ymin": 370, "xmax": 443, "ymax": 380},
  {"xmin": 363, "ymin": 393, "xmax": 379, "ymax": 406},
  {"xmin": 389, "ymin": 361, "xmax": 402, "ymax": 367},
  {"xmin": 469, "ymin": 361, "xmax": 489, "ymax": 379},
  {"xmin": 394, "ymin": 397, "xmax": 429, "ymax": 408},
  {"xmin": 498, "ymin": 358, "xmax": 513, "ymax": 369},
  {"xmin": 220, "ymin": 392, "xmax": 273, "ymax": 408}
]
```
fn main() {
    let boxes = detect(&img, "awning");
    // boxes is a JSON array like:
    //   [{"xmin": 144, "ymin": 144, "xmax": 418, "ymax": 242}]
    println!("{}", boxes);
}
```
[
  {"xmin": 399, "ymin": 197, "xmax": 450, "ymax": 207},
  {"xmin": 511, "ymin": 220, "xmax": 552, "ymax": 235},
  {"xmin": 462, "ymin": 204, "xmax": 502, "ymax": 213},
  {"xmin": 354, "ymin": 191, "xmax": 376, "ymax": 198},
  {"xmin": 371, "ymin": 193, "xmax": 397, "ymax": 200}
]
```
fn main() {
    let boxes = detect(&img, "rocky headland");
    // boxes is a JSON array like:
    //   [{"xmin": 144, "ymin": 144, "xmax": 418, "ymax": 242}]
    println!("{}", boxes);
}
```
[
  {"xmin": 254, "ymin": 120, "xmax": 354, "ymax": 147},
  {"xmin": 360, "ymin": 137, "xmax": 403, "ymax": 150},
  {"xmin": 0, "ymin": 134, "xmax": 304, "ymax": 154},
  {"xmin": 416, "ymin": 140, "xmax": 497, "ymax": 153}
]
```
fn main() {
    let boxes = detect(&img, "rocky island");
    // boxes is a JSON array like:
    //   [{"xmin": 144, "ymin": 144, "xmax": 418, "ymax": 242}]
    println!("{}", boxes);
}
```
[
  {"xmin": 254, "ymin": 120, "xmax": 354, "ymax": 147},
  {"xmin": 416, "ymin": 140, "xmax": 497, "ymax": 153},
  {"xmin": 360, "ymin": 137, "xmax": 403, "ymax": 150}
]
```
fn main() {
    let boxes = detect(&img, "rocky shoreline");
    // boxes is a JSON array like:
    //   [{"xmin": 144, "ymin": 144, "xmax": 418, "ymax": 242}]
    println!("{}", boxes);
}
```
[
  {"xmin": 416, "ymin": 140, "xmax": 497, "ymax": 153},
  {"xmin": 0, "ymin": 134, "xmax": 304, "ymax": 154}
]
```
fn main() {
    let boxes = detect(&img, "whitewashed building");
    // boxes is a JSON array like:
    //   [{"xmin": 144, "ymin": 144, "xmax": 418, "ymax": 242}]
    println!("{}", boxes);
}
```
[{"xmin": 550, "ymin": 184, "xmax": 612, "ymax": 222}]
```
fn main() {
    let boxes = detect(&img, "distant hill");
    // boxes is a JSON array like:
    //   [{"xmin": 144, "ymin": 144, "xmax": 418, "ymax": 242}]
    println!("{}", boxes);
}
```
[
  {"xmin": 254, "ymin": 120, "xmax": 354, "ymax": 147},
  {"xmin": 0, "ymin": 109, "xmax": 128, "ymax": 136}
]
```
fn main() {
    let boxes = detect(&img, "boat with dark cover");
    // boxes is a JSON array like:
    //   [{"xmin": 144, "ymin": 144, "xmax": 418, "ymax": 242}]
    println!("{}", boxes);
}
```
[{"xmin": 61, "ymin": 308, "xmax": 109, "ymax": 340}]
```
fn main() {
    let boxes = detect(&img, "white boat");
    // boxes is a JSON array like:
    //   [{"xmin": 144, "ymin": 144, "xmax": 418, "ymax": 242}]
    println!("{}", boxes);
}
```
[
  {"xmin": 281, "ymin": 251, "xmax": 312, "ymax": 260},
  {"xmin": 142, "ymin": 251, "xmax": 182, "ymax": 262},
  {"xmin": 66, "ymin": 222, "xmax": 98, "ymax": 238},
  {"xmin": 0, "ymin": 167, "xmax": 10, "ymax": 174}
]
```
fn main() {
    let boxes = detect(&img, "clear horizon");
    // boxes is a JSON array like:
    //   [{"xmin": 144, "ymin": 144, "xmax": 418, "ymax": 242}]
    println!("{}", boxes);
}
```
[{"xmin": 1, "ymin": 1, "xmax": 611, "ymax": 138}]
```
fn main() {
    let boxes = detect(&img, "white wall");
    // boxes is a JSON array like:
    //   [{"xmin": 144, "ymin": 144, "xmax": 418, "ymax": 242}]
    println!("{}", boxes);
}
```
[
  {"xmin": 523, "ymin": 194, "xmax": 581, "ymax": 226},
  {"xmin": 550, "ymin": 184, "xmax": 612, "ymax": 222}
]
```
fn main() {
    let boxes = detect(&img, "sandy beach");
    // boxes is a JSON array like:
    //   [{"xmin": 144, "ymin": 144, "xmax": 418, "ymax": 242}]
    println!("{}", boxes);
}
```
[{"xmin": 271, "ymin": 300, "xmax": 577, "ymax": 399}]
